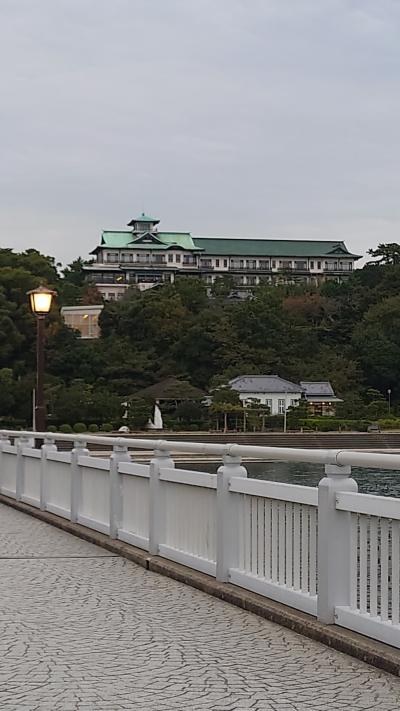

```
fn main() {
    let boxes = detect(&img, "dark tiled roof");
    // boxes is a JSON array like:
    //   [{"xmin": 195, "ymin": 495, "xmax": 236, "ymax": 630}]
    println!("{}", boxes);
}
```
[{"xmin": 230, "ymin": 376, "xmax": 304, "ymax": 394}]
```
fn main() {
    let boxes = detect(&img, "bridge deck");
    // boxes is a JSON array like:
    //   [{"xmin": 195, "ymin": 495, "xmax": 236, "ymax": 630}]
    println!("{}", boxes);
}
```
[{"xmin": 0, "ymin": 503, "xmax": 399, "ymax": 710}]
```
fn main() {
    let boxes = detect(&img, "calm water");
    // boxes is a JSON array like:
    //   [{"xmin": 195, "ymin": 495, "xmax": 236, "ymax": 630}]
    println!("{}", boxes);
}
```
[{"xmin": 193, "ymin": 461, "xmax": 400, "ymax": 498}]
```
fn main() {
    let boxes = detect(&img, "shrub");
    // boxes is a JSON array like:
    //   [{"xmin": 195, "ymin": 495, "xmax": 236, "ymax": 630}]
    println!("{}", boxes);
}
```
[
  {"xmin": 73, "ymin": 422, "xmax": 87, "ymax": 433},
  {"xmin": 377, "ymin": 418, "xmax": 400, "ymax": 430},
  {"xmin": 264, "ymin": 415, "xmax": 284, "ymax": 430},
  {"xmin": 88, "ymin": 423, "xmax": 99, "ymax": 433},
  {"xmin": 100, "ymin": 423, "xmax": 113, "ymax": 432},
  {"xmin": 46, "ymin": 425, "xmax": 57, "ymax": 432},
  {"xmin": 298, "ymin": 418, "xmax": 371, "ymax": 432},
  {"xmin": 59, "ymin": 424, "xmax": 73, "ymax": 433}
]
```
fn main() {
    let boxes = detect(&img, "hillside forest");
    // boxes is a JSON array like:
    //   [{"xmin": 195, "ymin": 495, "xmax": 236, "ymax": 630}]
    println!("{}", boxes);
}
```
[{"xmin": 1, "ymin": 244, "xmax": 400, "ymax": 431}]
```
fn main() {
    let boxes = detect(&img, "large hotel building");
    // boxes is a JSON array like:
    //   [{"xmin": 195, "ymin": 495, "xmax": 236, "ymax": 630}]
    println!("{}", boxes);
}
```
[{"xmin": 84, "ymin": 213, "xmax": 360, "ymax": 301}]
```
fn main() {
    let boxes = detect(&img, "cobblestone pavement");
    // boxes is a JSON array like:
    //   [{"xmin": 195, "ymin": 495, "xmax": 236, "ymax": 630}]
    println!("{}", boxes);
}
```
[{"xmin": 1, "ymin": 504, "xmax": 400, "ymax": 710}]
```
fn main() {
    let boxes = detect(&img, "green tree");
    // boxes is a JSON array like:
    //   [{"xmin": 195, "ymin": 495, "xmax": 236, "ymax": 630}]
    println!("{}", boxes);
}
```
[
  {"xmin": 368, "ymin": 243, "xmax": 400, "ymax": 265},
  {"xmin": 127, "ymin": 398, "xmax": 151, "ymax": 430}
]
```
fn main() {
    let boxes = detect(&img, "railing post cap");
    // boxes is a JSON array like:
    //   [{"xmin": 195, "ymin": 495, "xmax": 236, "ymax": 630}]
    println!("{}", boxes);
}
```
[{"xmin": 325, "ymin": 463, "xmax": 352, "ymax": 476}]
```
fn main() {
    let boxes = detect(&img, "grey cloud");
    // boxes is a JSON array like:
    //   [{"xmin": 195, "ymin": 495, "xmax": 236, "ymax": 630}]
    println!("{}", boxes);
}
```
[{"xmin": 0, "ymin": 0, "xmax": 399, "ymax": 263}]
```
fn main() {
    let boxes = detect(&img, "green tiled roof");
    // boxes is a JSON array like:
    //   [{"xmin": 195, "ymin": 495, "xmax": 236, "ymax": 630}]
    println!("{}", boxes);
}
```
[
  {"xmin": 92, "ymin": 230, "xmax": 201, "ymax": 253},
  {"xmin": 193, "ymin": 238, "xmax": 360, "ymax": 259},
  {"xmin": 131, "ymin": 212, "xmax": 159, "ymax": 222},
  {"xmin": 158, "ymin": 232, "xmax": 202, "ymax": 251}
]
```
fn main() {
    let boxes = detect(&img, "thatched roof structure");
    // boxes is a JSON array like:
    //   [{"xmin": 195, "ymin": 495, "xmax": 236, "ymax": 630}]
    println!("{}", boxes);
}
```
[{"xmin": 131, "ymin": 377, "xmax": 205, "ymax": 402}]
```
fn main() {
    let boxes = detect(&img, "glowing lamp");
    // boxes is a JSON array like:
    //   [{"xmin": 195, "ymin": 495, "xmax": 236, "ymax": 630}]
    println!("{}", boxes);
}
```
[{"xmin": 28, "ymin": 286, "xmax": 57, "ymax": 316}]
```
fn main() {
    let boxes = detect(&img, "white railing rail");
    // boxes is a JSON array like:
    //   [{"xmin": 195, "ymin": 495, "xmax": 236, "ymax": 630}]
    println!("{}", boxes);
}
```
[{"xmin": 1, "ymin": 430, "xmax": 400, "ymax": 650}]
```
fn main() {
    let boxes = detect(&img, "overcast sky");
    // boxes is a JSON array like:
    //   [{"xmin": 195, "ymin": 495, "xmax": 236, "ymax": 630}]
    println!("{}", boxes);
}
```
[{"xmin": 1, "ymin": 0, "xmax": 399, "ymax": 265}]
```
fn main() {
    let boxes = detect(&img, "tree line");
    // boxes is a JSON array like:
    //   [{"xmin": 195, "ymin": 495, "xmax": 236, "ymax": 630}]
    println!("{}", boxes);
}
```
[{"xmin": 1, "ymin": 243, "xmax": 400, "ymax": 430}]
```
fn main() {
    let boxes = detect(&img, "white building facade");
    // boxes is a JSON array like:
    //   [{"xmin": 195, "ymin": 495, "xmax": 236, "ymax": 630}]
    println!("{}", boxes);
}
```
[{"xmin": 230, "ymin": 376, "xmax": 341, "ymax": 416}]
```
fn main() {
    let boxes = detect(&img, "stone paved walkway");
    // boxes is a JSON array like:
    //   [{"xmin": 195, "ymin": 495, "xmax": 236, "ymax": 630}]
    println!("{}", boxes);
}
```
[{"xmin": 1, "ymin": 503, "xmax": 400, "ymax": 710}]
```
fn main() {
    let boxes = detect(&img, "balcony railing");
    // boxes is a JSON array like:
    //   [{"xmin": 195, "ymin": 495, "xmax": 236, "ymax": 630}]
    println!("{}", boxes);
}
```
[{"xmin": 324, "ymin": 264, "xmax": 353, "ymax": 272}]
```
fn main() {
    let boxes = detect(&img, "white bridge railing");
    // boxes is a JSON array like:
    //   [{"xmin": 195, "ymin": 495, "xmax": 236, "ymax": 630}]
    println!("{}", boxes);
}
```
[{"xmin": 1, "ymin": 430, "xmax": 400, "ymax": 649}]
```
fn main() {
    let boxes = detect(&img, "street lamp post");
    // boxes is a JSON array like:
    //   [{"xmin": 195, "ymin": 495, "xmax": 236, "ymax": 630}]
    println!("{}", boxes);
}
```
[
  {"xmin": 388, "ymin": 388, "xmax": 392, "ymax": 417},
  {"xmin": 27, "ymin": 286, "xmax": 56, "ymax": 433}
]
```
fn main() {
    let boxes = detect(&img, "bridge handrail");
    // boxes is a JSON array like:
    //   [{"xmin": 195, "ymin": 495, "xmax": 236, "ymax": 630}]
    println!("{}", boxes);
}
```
[{"xmin": 2, "ymin": 429, "xmax": 400, "ymax": 470}]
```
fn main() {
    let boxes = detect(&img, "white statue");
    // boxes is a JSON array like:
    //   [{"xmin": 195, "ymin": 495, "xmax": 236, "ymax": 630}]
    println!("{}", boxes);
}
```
[{"xmin": 147, "ymin": 401, "xmax": 163, "ymax": 430}]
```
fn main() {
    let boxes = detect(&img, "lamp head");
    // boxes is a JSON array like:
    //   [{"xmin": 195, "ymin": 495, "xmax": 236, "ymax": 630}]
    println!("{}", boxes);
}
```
[{"xmin": 27, "ymin": 285, "xmax": 57, "ymax": 316}]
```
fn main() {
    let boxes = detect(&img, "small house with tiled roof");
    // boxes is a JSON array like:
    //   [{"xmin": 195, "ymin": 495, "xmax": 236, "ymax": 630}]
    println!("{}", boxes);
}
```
[{"xmin": 230, "ymin": 375, "xmax": 341, "ymax": 416}]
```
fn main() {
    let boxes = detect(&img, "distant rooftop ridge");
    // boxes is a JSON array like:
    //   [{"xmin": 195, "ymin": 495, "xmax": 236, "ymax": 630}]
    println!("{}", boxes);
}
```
[{"xmin": 89, "ymin": 213, "xmax": 361, "ymax": 259}]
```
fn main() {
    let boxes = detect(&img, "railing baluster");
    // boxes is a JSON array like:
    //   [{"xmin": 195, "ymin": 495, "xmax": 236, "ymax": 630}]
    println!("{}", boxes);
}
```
[
  {"xmin": 251, "ymin": 497, "xmax": 258, "ymax": 576},
  {"xmin": 317, "ymin": 464, "xmax": 358, "ymax": 624},
  {"xmin": 380, "ymin": 518, "xmax": 389, "ymax": 622},
  {"xmin": 271, "ymin": 501, "xmax": 278, "ymax": 583},
  {"xmin": 216, "ymin": 453, "xmax": 247, "ymax": 583},
  {"xmin": 369, "ymin": 516, "xmax": 378, "ymax": 617},
  {"xmin": 244, "ymin": 495, "xmax": 251, "ymax": 573},
  {"xmin": 40, "ymin": 436, "xmax": 57, "ymax": 511},
  {"xmin": 109, "ymin": 442, "xmax": 130, "ymax": 539},
  {"xmin": 15, "ymin": 435, "xmax": 31, "ymax": 501},
  {"xmin": 264, "ymin": 499, "xmax": 271, "ymax": 580},
  {"xmin": 309, "ymin": 506, "xmax": 317, "ymax": 596},
  {"xmin": 293, "ymin": 503, "xmax": 301, "ymax": 590},
  {"xmin": 359, "ymin": 516, "xmax": 368, "ymax": 614},
  {"xmin": 392, "ymin": 520, "xmax": 400, "ymax": 625},
  {"xmin": 301, "ymin": 506, "xmax": 309, "ymax": 593},
  {"xmin": 349, "ymin": 513, "xmax": 358, "ymax": 610},
  {"xmin": 278, "ymin": 501, "xmax": 285, "ymax": 586},
  {"xmin": 285, "ymin": 502, "xmax": 293, "ymax": 589},
  {"xmin": 70, "ymin": 440, "xmax": 89, "ymax": 523},
  {"xmin": 257, "ymin": 497, "xmax": 265, "ymax": 578},
  {"xmin": 149, "ymin": 447, "xmax": 174, "ymax": 555}
]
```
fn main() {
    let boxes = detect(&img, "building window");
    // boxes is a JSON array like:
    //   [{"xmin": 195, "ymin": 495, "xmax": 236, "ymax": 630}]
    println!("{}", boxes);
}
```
[
  {"xmin": 266, "ymin": 399, "xmax": 272, "ymax": 411},
  {"xmin": 349, "ymin": 262, "xmax": 353, "ymax": 270},
  {"xmin": 317, "ymin": 261, "xmax": 321, "ymax": 269},
  {"xmin": 168, "ymin": 253, "xmax": 173, "ymax": 262},
  {"xmin": 136, "ymin": 222, "xmax": 151, "ymax": 232},
  {"xmin": 176, "ymin": 254, "xmax": 181, "ymax": 263},
  {"xmin": 278, "ymin": 399, "xmax": 286, "ymax": 414},
  {"xmin": 272, "ymin": 260, "xmax": 276, "ymax": 268},
  {"xmin": 290, "ymin": 399, "xmax": 298, "ymax": 407},
  {"xmin": 310, "ymin": 261, "xmax": 314, "ymax": 269},
  {"xmin": 259, "ymin": 260, "xmax": 270, "ymax": 269},
  {"xmin": 246, "ymin": 260, "xmax": 257, "ymax": 269},
  {"xmin": 106, "ymin": 252, "xmax": 119, "ymax": 263},
  {"xmin": 215, "ymin": 259, "xmax": 220, "ymax": 267},
  {"xmin": 223, "ymin": 259, "xmax": 228, "ymax": 267}
]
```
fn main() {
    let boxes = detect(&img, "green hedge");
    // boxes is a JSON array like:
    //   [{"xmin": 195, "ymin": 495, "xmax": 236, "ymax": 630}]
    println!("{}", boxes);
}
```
[
  {"xmin": 73, "ymin": 422, "xmax": 87, "ymax": 433},
  {"xmin": 298, "ymin": 418, "xmax": 371, "ymax": 432},
  {"xmin": 59, "ymin": 424, "xmax": 73, "ymax": 433},
  {"xmin": 100, "ymin": 423, "xmax": 113, "ymax": 432},
  {"xmin": 376, "ymin": 418, "xmax": 400, "ymax": 430}
]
